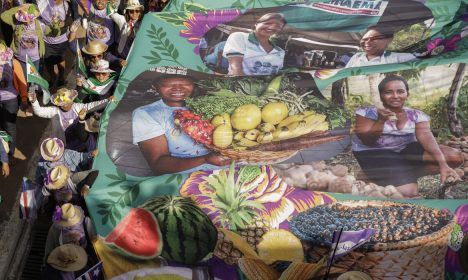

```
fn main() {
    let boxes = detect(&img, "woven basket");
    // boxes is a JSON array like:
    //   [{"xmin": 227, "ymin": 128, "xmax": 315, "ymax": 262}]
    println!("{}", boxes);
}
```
[
  {"xmin": 206, "ymin": 144, "xmax": 298, "ymax": 164},
  {"xmin": 296, "ymin": 200, "xmax": 454, "ymax": 280}
]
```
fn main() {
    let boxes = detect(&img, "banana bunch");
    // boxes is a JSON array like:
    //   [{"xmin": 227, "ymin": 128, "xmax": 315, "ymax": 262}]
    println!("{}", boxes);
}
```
[{"xmin": 210, "ymin": 104, "xmax": 329, "ymax": 150}]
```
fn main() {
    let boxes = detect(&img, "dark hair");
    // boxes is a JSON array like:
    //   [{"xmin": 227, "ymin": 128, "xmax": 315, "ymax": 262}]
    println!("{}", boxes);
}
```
[
  {"xmin": 256, "ymin": 13, "xmax": 287, "ymax": 26},
  {"xmin": 378, "ymin": 75, "xmax": 409, "ymax": 95},
  {"xmin": 124, "ymin": 8, "xmax": 144, "ymax": 22},
  {"xmin": 365, "ymin": 25, "xmax": 394, "ymax": 39}
]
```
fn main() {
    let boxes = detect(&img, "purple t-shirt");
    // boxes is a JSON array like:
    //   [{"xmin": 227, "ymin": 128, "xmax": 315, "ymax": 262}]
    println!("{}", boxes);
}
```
[
  {"xmin": 87, "ymin": 8, "xmax": 114, "ymax": 45},
  {"xmin": 41, "ymin": 0, "xmax": 69, "ymax": 44},
  {"xmin": 0, "ymin": 61, "xmax": 19, "ymax": 101},
  {"xmin": 352, "ymin": 106, "xmax": 430, "ymax": 152},
  {"xmin": 15, "ymin": 21, "xmax": 46, "ymax": 62}
]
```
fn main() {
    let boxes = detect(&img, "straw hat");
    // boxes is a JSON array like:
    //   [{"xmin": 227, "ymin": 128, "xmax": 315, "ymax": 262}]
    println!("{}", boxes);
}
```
[
  {"xmin": 82, "ymin": 40, "xmax": 108, "ymax": 55},
  {"xmin": 0, "ymin": 41, "xmax": 13, "ymax": 65},
  {"xmin": 84, "ymin": 115, "xmax": 100, "ymax": 133},
  {"xmin": 47, "ymin": 244, "xmax": 88, "ymax": 272},
  {"xmin": 90, "ymin": 59, "xmax": 115, "ymax": 73},
  {"xmin": 124, "ymin": 0, "xmax": 144, "ymax": 13},
  {"xmin": 51, "ymin": 88, "xmax": 78, "ymax": 106},
  {"xmin": 14, "ymin": 4, "xmax": 40, "ymax": 23},
  {"xmin": 40, "ymin": 137, "xmax": 65, "ymax": 162},
  {"xmin": 56, "ymin": 203, "xmax": 84, "ymax": 227},
  {"xmin": 45, "ymin": 165, "xmax": 70, "ymax": 190}
]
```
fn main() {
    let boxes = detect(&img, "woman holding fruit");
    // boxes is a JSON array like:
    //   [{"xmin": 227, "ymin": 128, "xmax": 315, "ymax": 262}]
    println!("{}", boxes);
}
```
[
  {"xmin": 132, "ymin": 74, "xmax": 231, "ymax": 175},
  {"xmin": 352, "ymin": 75, "xmax": 463, "ymax": 198},
  {"xmin": 223, "ymin": 13, "xmax": 286, "ymax": 76}
]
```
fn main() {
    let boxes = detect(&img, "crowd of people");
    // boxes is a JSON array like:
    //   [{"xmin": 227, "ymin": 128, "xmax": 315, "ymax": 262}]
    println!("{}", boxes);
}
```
[{"xmin": 0, "ymin": 0, "xmax": 170, "ymax": 278}]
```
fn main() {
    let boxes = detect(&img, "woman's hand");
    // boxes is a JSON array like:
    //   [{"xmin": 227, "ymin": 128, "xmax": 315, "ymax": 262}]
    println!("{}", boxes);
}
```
[
  {"xmin": 2, "ymin": 162, "xmax": 10, "ymax": 177},
  {"xmin": 78, "ymin": 108, "xmax": 87, "ymax": 120},
  {"xmin": 377, "ymin": 108, "xmax": 397, "ymax": 122},
  {"xmin": 204, "ymin": 153, "xmax": 231, "ymax": 166},
  {"xmin": 76, "ymin": 75, "xmax": 83, "ymax": 87},
  {"xmin": 439, "ymin": 164, "xmax": 461, "ymax": 184}
]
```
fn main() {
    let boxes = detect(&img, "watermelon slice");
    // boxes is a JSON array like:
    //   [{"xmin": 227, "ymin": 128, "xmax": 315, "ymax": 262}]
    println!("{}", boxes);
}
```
[{"xmin": 104, "ymin": 208, "xmax": 163, "ymax": 260}]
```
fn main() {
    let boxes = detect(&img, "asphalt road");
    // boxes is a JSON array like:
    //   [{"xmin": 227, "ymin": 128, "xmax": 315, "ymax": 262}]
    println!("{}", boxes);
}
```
[{"xmin": 0, "ymin": 116, "xmax": 49, "ymax": 223}]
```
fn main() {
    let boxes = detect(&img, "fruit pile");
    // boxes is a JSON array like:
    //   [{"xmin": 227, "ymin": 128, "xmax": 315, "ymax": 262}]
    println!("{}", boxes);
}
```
[
  {"xmin": 173, "ymin": 109, "xmax": 214, "ymax": 145},
  {"xmin": 210, "ymin": 102, "xmax": 329, "ymax": 150},
  {"xmin": 443, "ymin": 135, "xmax": 468, "ymax": 180},
  {"xmin": 290, "ymin": 202, "xmax": 453, "ymax": 246}
]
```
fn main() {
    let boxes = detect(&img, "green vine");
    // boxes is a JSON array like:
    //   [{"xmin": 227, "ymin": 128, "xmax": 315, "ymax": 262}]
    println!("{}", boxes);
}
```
[
  {"xmin": 143, "ymin": 24, "xmax": 183, "ymax": 66},
  {"xmin": 96, "ymin": 183, "xmax": 140, "ymax": 226},
  {"xmin": 165, "ymin": 174, "xmax": 183, "ymax": 186}
]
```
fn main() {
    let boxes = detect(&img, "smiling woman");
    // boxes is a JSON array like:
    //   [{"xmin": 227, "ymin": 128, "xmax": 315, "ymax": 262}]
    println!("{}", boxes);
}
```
[
  {"xmin": 223, "ymin": 13, "xmax": 287, "ymax": 76},
  {"xmin": 132, "ymin": 74, "xmax": 231, "ymax": 175},
  {"xmin": 351, "ymin": 75, "xmax": 463, "ymax": 198}
]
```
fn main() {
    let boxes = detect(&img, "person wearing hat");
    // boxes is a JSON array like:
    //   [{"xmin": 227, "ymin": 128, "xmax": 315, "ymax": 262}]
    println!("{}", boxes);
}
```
[
  {"xmin": 41, "ymin": 243, "xmax": 89, "ymax": 279},
  {"xmin": 35, "ymin": 137, "xmax": 98, "ymax": 186},
  {"xmin": 0, "ymin": 4, "xmax": 59, "ymax": 77},
  {"xmin": 39, "ymin": 0, "xmax": 77, "ymax": 88},
  {"xmin": 76, "ymin": 59, "xmax": 116, "ymax": 102},
  {"xmin": 44, "ymin": 203, "xmax": 90, "ymax": 259},
  {"xmin": 0, "ymin": 40, "xmax": 27, "ymax": 161},
  {"xmin": 42, "ymin": 163, "xmax": 99, "ymax": 204},
  {"xmin": 75, "ymin": 39, "xmax": 124, "ymax": 73},
  {"xmin": 109, "ymin": 0, "xmax": 144, "ymax": 59},
  {"xmin": 29, "ymin": 87, "xmax": 114, "ymax": 151}
]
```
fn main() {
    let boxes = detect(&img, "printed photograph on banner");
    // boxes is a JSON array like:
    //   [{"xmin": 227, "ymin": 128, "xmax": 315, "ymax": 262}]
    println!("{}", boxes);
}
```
[
  {"xmin": 273, "ymin": 64, "xmax": 467, "ymax": 200},
  {"xmin": 197, "ymin": 1, "xmax": 435, "ymax": 75},
  {"xmin": 106, "ymin": 66, "xmax": 349, "ymax": 177}
]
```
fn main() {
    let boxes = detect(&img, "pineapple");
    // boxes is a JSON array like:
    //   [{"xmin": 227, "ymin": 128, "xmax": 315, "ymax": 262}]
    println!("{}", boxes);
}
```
[
  {"xmin": 238, "ymin": 216, "xmax": 270, "ymax": 251},
  {"xmin": 204, "ymin": 163, "xmax": 270, "ymax": 264}
]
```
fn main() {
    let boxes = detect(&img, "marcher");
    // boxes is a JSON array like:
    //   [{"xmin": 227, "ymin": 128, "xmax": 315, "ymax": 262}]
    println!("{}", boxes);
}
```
[
  {"xmin": 0, "ymin": 40, "xmax": 26, "ymax": 160},
  {"xmin": 42, "ymin": 164, "xmax": 98, "ymax": 205},
  {"xmin": 78, "ymin": 40, "xmax": 123, "ymax": 73},
  {"xmin": 35, "ymin": 137, "xmax": 97, "ymax": 186},
  {"xmin": 0, "ymin": 4, "xmax": 59, "ymax": 76},
  {"xmin": 44, "ymin": 203, "xmax": 89, "ymax": 259},
  {"xmin": 39, "ymin": 0, "xmax": 76, "ymax": 87},
  {"xmin": 41, "ymin": 243, "xmax": 89, "ymax": 279},
  {"xmin": 76, "ymin": 59, "xmax": 116, "ymax": 102},
  {"xmin": 0, "ymin": 135, "xmax": 9, "ymax": 177},
  {"xmin": 109, "ymin": 0, "xmax": 144, "ymax": 59},
  {"xmin": 29, "ymin": 88, "xmax": 113, "ymax": 151}
]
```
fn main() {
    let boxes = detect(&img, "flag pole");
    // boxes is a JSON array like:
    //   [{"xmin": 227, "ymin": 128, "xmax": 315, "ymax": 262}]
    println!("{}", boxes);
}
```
[{"xmin": 324, "ymin": 227, "xmax": 344, "ymax": 280}]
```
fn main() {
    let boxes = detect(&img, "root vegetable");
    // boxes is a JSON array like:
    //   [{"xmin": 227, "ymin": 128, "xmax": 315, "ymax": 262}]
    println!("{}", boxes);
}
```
[
  {"xmin": 328, "ymin": 177, "xmax": 353, "ymax": 193},
  {"xmin": 330, "ymin": 165, "xmax": 348, "ymax": 177},
  {"xmin": 311, "ymin": 161, "xmax": 327, "ymax": 172}
]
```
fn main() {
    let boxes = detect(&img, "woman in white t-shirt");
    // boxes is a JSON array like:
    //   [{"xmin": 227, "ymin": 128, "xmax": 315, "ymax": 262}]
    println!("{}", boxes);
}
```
[
  {"xmin": 223, "ymin": 13, "xmax": 286, "ymax": 76},
  {"xmin": 352, "ymin": 75, "xmax": 463, "ymax": 198}
]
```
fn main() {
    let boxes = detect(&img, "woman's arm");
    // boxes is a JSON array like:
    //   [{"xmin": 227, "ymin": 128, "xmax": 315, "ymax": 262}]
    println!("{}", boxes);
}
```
[
  {"xmin": 354, "ymin": 108, "xmax": 396, "ymax": 146},
  {"xmin": 227, "ymin": 56, "xmax": 244, "ymax": 76},
  {"xmin": 138, "ymin": 136, "xmax": 230, "ymax": 175},
  {"xmin": 415, "ymin": 121, "xmax": 460, "ymax": 183},
  {"xmin": 110, "ymin": 12, "xmax": 126, "ymax": 29},
  {"xmin": 138, "ymin": 135, "xmax": 208, "ymax": 175},
  {"xmin": 30, "ymin": 98, "xmax": 59, "ymax": 118}
]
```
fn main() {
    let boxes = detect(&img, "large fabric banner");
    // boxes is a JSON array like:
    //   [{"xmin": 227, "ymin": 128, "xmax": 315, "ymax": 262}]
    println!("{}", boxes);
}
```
[{"xmin": 85, "ymin": 1, "xmax": 468, "ymax": 279}]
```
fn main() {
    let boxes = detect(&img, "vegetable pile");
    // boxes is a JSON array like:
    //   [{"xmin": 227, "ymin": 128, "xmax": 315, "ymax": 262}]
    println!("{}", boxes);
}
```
[
  {"xmin": 186, "ymin": 90, "xmax": 259, "ymax": 120},
  {"xmin": 273, "ymin": 161, "xmax": 405, "ymax": 199}
]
